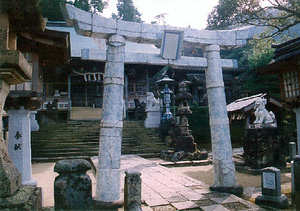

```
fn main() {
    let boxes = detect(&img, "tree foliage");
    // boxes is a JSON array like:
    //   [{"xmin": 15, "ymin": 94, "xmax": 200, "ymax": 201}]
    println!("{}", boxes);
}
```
[
  {"xmin": 236, "ymin": 41, "xmax": 280, "ymax": 97},
  {"xmin": 39, "ymin": 0, "xmax": 65, "ymax": 21},
  {"xmin": 112, "ymin": 0, "xmax": 143, "ymax": 23},
  {"xmin": 207, "ymin": 0, "xmax": 300, "ymax": 37},
  {"xmin": 39, "ymin": 0, "xmax": 107, "ymax": 21},
  {"xmin": 73, "ymin": 0, "xmax": 107, "ymax": 13}
]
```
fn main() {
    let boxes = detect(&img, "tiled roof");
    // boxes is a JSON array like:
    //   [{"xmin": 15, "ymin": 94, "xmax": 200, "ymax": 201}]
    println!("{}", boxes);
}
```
[{"xmin": 227, "ymin": 93, "xmax": 267, "ymax": 112}]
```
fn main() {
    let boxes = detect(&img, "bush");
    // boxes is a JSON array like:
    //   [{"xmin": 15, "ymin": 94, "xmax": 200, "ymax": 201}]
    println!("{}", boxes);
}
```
[{"xmin": 188, "ymin": 106, "xmax": 211, "ymax": 147}]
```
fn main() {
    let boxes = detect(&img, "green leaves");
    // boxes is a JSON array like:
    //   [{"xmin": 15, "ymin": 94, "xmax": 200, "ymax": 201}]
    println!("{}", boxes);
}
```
[
  {"xmin": 206, "ymin": 0, "xmax": 300, "ymax": 37},
  {"xmin": 39, "ymin": 0, "xmax": 108, "ymax": 21},
  {"xmin": 112, "ymin": 0, "xmax": 143, "ymax": 23}
]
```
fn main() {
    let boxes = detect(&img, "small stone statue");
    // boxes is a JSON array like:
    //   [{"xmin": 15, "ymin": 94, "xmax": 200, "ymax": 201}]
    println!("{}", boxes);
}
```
[
  {"xmin": 146, "ymin": 92, "xmax": 160, "ymax": 108},
  {"xmin": 253, "ymin": 98, "xmax": 276, "ymax": 124}
]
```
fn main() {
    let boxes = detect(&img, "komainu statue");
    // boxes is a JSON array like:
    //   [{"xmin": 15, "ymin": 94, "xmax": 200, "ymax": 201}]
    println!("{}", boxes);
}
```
[
  {"xmin": 253, "ymin": 98, "xmax": 276, "ymax": 124},
  {"xmin": 146, "ymin": 92, "xmax": 160, "ymax": 108}
]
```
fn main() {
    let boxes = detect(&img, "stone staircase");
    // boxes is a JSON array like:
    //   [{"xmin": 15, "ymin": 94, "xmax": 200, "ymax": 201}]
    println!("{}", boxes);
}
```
[{"xmin": 31, "ymin": 120, "xmax": 166, "ymax": 161}]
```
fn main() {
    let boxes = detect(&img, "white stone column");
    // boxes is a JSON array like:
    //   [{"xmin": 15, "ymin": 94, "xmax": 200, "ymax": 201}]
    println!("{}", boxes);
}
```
[
  {"xmin": 8, "ymin": 107, "xmax": 37, "ymax": 185},
  {"xmin": 30, "ymin": 111, "xmax": 39, "ymax": 131},
  {"xmin": 95, "ymin": 34, "xmax": 125, "ymax": 204},
  {"xmin": 293, "ymin": 108, "xmax": 300, "ymax": 155},
  {"xmin": 204, "ymin": 45, "xmax": 238, "ymax": 188}
]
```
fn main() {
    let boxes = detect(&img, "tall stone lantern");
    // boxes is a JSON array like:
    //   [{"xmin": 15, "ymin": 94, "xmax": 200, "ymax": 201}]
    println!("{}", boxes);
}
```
[
  {"xmin": 157, "ymin": 75, "xmax": 174, "ymax": 120},
  {"xmin": 174, "ymin": 81, "xmax": 197, "ymax": 152}
]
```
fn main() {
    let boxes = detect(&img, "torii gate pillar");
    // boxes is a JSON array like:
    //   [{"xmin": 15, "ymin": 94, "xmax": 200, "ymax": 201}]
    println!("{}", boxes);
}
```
[
  {"xmin": 204, "ymin": 45, "xmax": 242, "ymax": 195},
  {"xmin": 94, "ymin": 34, "xmax": 125, "ymax": 208}
]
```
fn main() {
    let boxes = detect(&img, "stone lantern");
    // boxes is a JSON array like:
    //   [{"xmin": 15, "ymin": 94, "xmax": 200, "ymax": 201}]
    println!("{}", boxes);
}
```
[
  {"xmin": 162, "ymin": 84, "xmax": 173, "ymax": 120},
  {"xmin": 157, "ymin": 75, "xmax": 174, "ymax": 120},
  {"xmin": 174, "ymin": 81, "xmax": 197, "ymax": 152}
]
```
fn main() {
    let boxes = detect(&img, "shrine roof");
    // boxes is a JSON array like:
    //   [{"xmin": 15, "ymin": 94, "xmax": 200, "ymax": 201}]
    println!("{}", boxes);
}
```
[
  {"xmin": 227, "ymin": 93, "xmax": 282, "ymax": 113},
  {"xmin": 272, "ymin": 36, "xmax": 300, "ymax": 62},
  {"xmin": 257, "ymin": 35, "xmax": 300, "ymax": 75}
]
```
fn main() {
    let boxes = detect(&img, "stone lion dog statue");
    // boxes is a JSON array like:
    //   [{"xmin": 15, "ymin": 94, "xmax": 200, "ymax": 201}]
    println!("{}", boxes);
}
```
[
  {"xmin": 146, "ymin": 92, "xmax": 160, "ymax": 108},
  {"xmin": 253, "ymin": 98, "xmax": 276, "ymax": 124}
]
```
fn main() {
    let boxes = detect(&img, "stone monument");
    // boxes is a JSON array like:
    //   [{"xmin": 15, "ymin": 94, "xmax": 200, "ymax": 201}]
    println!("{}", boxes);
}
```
[
  {"xmin": 145, "ymin": 92, "xmax": 161, "ymax": 128},
  {"xmin": 8, "ymin": 107, "xmax": 37, "ymax": 185},
  {"xmin": 244, "ymin": 98, "xmax": 286, "ymax": 168},
  {"xmin": 255, "ymin": 167, "xmax": 289, "ymax": 208}
]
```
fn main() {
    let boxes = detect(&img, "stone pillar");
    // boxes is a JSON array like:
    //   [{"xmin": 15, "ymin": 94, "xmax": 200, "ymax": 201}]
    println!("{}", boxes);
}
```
[
  {"xmin": 294, "ymin": 156, "xmax": 300, "ymax": 194},
  {"xmin": 203, "ymin": 45, "xmax": 241, "ymax": 195},
  {"xmin": 124, "ymin": 170, "xmax": 142, "ymax": 211},
  {"xmin": 30, "ymin": 111, "xmax": 39, "ymax": 131},
  {"xmin": 54, "ymin": 159, "xmax": 93, "ymax": 210},
  {"xmin": 8, "ymin": 107, "xmax": 36, "ymax": 185},
  {"xmin": 293, "ymin": 108, "xmax": 300, "ymax": 155},
  {"xmin": 94, "ymin": 34, "xmax": 125, "ymax": 207},
  {"xmin": 290, "ymin": 142, "xmax": 297, "ymax": 160}
]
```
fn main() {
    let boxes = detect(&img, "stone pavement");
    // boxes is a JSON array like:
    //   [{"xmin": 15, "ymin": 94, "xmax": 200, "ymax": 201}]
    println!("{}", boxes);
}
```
[{"xmin": 91, "ymin": 155, "xmax": 263, "ymax": 211}]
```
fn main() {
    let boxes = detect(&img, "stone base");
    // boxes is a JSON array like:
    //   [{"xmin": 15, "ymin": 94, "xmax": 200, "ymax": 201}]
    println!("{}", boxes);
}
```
[
  {"xmin": 145, "ymin": 108, "xmax": 161, "ymax": 128},
  {"xmin": 0, "ymin": 185, "xmax": 42, "ymax": 210},
  {"xmin": 93, "ymin": 199, "xmax": 124, "ymax": 211},
  {"xmin": 23, "ymin": 178, "xmax": 37, "ymax": 186},
  {"xmin": 244, "ymin": 128, "xmax": 286, "ymax": 169},
  {"xmin": 255, "ymin": 194, "xmax": 289, "ymax": 209},
  {"xmin": 210, "ymin": 184, "xmax": 243, "ymax": 197}
]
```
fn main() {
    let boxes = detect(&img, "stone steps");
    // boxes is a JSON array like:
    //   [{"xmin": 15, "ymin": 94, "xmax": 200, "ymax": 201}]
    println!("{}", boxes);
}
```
[{"xmin": 31, "ymin": 120, "xmax": 166, "ymax": 161}]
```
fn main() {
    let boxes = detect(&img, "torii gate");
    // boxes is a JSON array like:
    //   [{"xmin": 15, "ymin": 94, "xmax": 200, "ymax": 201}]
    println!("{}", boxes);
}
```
[{"xmin": 61, "ymin": 4, "xmax": 260, "ymax": 207}]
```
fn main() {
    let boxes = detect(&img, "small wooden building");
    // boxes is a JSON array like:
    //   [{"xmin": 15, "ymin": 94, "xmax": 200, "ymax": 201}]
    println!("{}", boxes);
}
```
[{"xmin": 227, "ymin": 93, "xmax": 283, "ymax": 127}]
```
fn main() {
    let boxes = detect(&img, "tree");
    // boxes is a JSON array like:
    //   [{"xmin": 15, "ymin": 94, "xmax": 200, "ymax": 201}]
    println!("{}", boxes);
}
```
[
  {"xmin": 39, "ymin": 0, "xmax": 65, "ymax": 21},
  {"xmin": 207, "ymin": 0, "xmax": 300, "ymax": 37},
  {"xmin": 112, "ymin": 0, "xmax": 143, "ymax": 23},
  {"xmin": 206, "ymin": 0, "xmax": 240, "ymax": 30},
  {"xmin": 73, "ymin": 0, "xmax": 107, "ymax": 13},
  {"xmin": 39, "ymin": 0, "xmax": 107, "ymax": 21},
  {"xmin": 236, "ymin": 36, "xmax": 280, "ymax": 97}
]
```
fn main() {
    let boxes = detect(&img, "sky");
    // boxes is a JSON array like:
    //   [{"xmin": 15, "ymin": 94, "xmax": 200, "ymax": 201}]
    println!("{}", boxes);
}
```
[{"xmin": 102, "ymin": 0, "xmax": 219, "ymax": 30}]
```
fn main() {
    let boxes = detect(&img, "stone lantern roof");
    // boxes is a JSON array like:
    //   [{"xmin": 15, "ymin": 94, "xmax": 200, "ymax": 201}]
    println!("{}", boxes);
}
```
[{"xmin": 1, "ymin": 0, "xmax": 46, "ymax": 32}]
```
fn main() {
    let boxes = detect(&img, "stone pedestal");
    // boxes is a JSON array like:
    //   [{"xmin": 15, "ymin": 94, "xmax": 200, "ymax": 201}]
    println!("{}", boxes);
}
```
[
  {"xmin": 204, "ymin": 45, "xmax": 241, "ymax": 194},
  {"xmin": 8, "ymin": 107, "xmax": 36, "ymax": 185},
  {"xmin": 244, "ymin": 128, "xmax": 286, "ymax": 168},
  {"xmin": 94, "ymin": 34, "xmax": 125, "ymax": 207},
  {"xmin": 54, "ymin": 159, "xmax": 93, "ymax": 210},
  {"xmin": 145, "ymin": 105, "xmax": 161, "ymax": 128}
]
